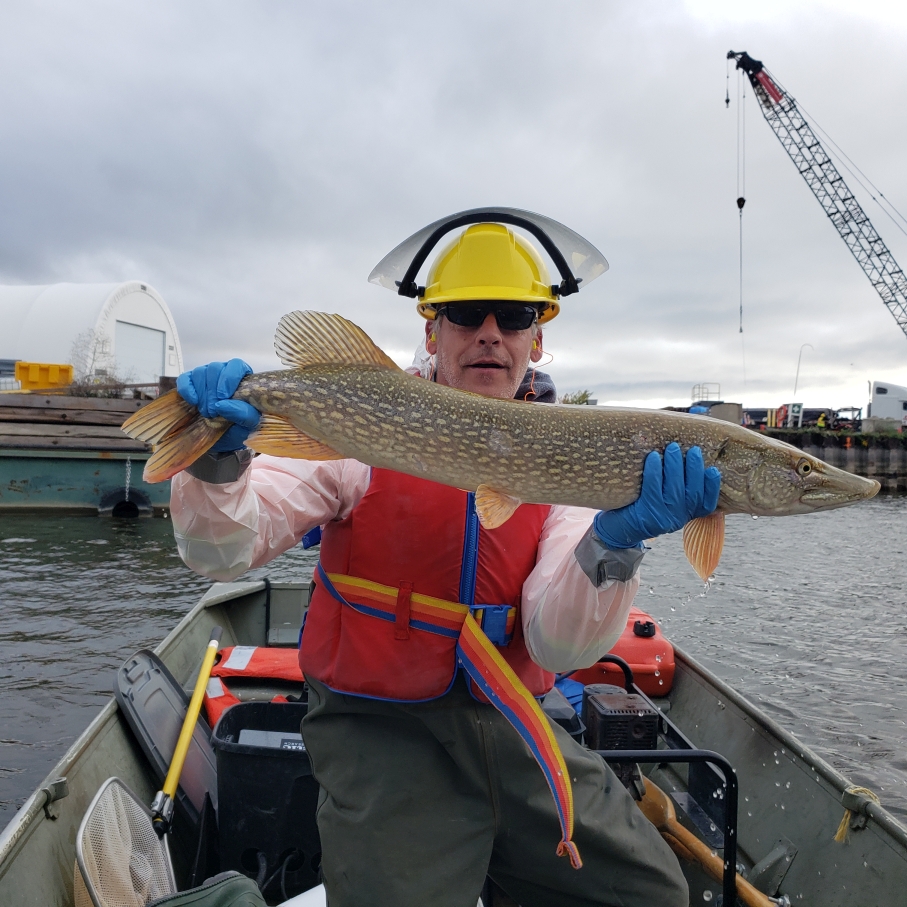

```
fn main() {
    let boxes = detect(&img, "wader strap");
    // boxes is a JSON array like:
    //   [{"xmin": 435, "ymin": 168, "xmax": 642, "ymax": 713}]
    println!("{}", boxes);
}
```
[{"xmin": 314, "ymin": 564, "xmax": 581, "ymax": 868}]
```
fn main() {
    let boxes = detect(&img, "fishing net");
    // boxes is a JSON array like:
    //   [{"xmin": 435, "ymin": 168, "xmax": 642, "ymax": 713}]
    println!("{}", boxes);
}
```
[{"xmin": 74, "ymin": 778, "xmax": 176, "ymax": 907}]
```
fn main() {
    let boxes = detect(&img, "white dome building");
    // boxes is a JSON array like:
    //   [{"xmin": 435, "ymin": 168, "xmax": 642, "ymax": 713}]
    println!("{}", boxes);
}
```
[{"xmin": 0, "ymin": 281, "xmax": 183, "ymax": 385}]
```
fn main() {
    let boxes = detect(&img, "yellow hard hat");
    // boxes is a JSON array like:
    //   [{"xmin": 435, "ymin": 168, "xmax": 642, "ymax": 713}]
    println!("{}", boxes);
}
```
[
  {"xmin": 416, "ymin": 224, "xmax": 560, "ymax": 324},
  {"xmin": 368, "ymin": 208, "xmax": 609, "ymax": 325}
]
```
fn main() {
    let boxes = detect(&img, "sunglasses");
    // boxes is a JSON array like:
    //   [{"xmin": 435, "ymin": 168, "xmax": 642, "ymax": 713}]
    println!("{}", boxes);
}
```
[{"xmin": 438, "ymin": 303, "xmax": 541, "ymax": 331}]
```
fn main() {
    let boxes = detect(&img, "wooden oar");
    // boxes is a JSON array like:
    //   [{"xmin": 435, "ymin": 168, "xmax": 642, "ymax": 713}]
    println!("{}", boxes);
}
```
[{"xmin": 637, "ymin": 776, "xmax": 778, "ymax": 907}]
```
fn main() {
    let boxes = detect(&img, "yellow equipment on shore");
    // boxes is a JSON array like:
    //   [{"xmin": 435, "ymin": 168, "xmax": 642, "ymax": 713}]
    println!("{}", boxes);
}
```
[{"xmin": 15, "ymin": 361, "xmax": 74, "ymax": 390}]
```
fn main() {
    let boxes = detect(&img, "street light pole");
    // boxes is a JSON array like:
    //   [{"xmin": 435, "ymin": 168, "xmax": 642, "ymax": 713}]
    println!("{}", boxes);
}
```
[{"xmin": 794, "ymin": 343, "xmax": 813, "ymax": 396}]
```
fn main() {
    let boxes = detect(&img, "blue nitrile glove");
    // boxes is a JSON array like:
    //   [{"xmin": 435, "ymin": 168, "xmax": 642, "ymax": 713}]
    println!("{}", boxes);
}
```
[
  {"xmin": 176, "ymin": 359, "xmax": 261, "ymax": 452},
  {"xmin": 593, "ymin": 443, "xmax": 721, "ymax": 549}
]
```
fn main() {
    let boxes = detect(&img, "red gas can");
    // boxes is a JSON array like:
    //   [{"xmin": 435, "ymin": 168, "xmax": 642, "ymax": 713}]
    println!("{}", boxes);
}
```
[{"xmin": 570, "ymin": 607, "xmax": 674, "ymax": 696}]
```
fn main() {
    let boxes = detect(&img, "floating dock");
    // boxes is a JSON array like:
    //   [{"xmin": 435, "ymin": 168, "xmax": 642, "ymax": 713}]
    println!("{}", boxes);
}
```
[{"xmin": 0, "ymin": 393, "xmax": 170, "ymax": 515}]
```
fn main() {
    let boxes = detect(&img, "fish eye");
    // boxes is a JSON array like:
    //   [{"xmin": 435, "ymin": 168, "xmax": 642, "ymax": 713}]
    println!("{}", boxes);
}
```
[{"xmin": 796, "ymin": 459, "xmax": 812, "ymax": 477}]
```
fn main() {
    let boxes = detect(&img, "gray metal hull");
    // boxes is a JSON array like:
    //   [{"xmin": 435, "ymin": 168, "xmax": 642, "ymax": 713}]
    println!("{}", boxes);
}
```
[{"xmin": 658, "ymin": 648, "xmax": 907, "ymax": 903}]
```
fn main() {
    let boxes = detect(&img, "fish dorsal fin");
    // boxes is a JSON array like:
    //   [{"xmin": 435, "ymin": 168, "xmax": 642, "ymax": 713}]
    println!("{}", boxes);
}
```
[
  {"xmin": 274, "ymin": 311, "xmax": 398, "ymax": 370},
  {"xmin": 247, "ymin": 413, "xmax": 345, "ymax": 460},
  {"xmin": 475, "ymin": 484, "xmax": 522, "ymax": 530},
  {"xmin": 682, "ymin": 512, "xmax": 726, "ymax": 581}
]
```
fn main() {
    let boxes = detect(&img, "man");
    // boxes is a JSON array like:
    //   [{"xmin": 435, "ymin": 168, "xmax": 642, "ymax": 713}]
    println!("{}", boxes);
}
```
[{"xmin": 171, "ymin": 213, "xmax": 719, "ymax": 907}]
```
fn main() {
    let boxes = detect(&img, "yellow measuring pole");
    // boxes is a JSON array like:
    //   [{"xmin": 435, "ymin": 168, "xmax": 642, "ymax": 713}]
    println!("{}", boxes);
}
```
[{"xmin": 152, "ymin": 625, "xmax": 222, "ymax": 836}]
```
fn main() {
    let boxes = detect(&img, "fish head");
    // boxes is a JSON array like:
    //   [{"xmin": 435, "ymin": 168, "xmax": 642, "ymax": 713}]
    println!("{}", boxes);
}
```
[{"xmin": 716, "ymin": 435, "xmax": 880, "ymax": 515}]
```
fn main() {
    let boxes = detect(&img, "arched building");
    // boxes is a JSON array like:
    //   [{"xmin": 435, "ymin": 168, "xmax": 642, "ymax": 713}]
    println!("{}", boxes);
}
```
[{"xmin": 0, "ymin": 281, "xmax": 183, "ymax": 385}]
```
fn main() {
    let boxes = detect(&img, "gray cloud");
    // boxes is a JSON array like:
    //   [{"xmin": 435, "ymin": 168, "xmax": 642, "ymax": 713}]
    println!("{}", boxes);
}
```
[{"xmin": 1, "ymin": 1, "xmax": 905, "ymax": 409}]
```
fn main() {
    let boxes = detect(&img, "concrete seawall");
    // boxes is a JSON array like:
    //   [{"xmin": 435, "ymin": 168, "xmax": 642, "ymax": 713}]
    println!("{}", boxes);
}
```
[{"xmin": 763, "ymin": 430, "xmax": 907, "ymax": 493}]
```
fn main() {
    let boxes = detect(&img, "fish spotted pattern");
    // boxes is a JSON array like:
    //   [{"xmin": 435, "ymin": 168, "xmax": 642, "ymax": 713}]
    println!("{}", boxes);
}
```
[{"xmin": 122, "ymin": 311, "xmax": 879, "ymax": 578}]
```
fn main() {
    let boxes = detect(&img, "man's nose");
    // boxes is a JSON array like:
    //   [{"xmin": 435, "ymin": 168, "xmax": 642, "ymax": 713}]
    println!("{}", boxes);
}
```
[{"xmin": 475, "ymin": 312, "xmax": 502, "ymax": 344}]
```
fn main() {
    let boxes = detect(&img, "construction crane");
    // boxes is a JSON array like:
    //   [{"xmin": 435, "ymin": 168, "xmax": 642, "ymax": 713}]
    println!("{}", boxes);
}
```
[{"xmin": 727, "ymin": 50, "xmax": 907, "ymax": 340}]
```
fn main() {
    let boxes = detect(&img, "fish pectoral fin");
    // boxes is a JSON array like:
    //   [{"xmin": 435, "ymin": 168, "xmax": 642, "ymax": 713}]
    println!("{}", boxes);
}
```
[
  {"xmin": 474, "ymin": 484, "xmax": 522, "ymax": 529},
  {"xmin": 682, "ymin": 512, "xmax": 726, "ymax": 581},
  {"xmin": 246, "ymin": 414, "xmax": 345, "ymax": 460},
  {"xmin": 274, "ymin": 311, "xmax": 399, "ymax": 370}
]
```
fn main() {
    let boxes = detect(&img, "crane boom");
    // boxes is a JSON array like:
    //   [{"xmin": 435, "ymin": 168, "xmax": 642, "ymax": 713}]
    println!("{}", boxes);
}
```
[{"xmin": 728, "ymin": 50, "xmax": 907, "ymax": 340}]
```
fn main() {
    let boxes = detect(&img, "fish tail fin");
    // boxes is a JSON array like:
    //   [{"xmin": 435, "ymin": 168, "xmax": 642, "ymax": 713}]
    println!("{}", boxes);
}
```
[
  {"xmin": 121, "ymin": 389, "xmax": 230, "ymax": 482},
  {"xmin": 274, "ymin": 311, "xmax": 399, "ymax": 370},
  {"xmin": 682, "ymin": 512, "xmax": 725, "ymax": 581}
]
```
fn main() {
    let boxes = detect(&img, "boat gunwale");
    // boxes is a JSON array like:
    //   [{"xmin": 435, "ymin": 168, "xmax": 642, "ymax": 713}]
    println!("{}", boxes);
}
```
[
  {"xmin": 671, "ymin": 643, "xmax": 907, "ymax": 849},
  {"xmin": 0, "ymin": 580, "xmax": 265, "ymax": 870}
]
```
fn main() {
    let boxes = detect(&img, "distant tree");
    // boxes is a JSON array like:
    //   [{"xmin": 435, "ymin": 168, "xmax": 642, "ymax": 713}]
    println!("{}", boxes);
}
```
[
  {"xmin": 68, "ymin": 329, "xmax": 134, "ymax": 397},
  {"xmin": 559, "ymin": 389, "xmax": 595, "ymax": 405}
]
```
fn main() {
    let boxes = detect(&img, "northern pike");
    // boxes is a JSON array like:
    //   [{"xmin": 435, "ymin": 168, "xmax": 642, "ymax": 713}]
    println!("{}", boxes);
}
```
[{"xmin": 122, "ymin": 311, "xmax": 880, "ymax": 579}]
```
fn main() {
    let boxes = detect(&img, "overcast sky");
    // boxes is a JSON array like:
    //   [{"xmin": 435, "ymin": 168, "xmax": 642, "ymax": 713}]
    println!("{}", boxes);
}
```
[{"xmin": 2, "ymin": 0, "xmax": 906, "ymax": 409}]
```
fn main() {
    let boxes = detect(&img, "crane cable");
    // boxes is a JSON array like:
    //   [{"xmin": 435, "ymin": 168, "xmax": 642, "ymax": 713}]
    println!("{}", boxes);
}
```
[
  {"xmin": 790, "ymin": 92, "xmax": 907, "ymax": 240},
  {"xmin": 733, "ymin": 66, "xmax": 748, "ymax": 385},
  {"xmin": 737, "ymin": 69, "xmax": 746, "ymax": 333}
]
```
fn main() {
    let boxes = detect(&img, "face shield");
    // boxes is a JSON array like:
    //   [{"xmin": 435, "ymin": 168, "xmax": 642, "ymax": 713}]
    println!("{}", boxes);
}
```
[{"xmin": 368, "ymin": 207, "xmax": 609, "ymax": 301}]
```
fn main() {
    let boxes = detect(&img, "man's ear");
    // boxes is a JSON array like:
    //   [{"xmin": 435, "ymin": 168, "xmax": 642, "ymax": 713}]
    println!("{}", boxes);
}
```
[
  {"xmin": 529, "ymin": 329, "xmax": 543, "ymax": 363},
  {"xmin": 425, "ymin": 319, "xmax": 439, "ymax": 355}
]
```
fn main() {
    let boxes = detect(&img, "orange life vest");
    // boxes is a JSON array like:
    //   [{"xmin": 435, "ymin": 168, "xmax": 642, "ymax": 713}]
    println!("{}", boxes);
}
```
[
  {"xmin": 298, "ymin": 467, "xmax": 554, "ymax": 702},
  {"xmin": 204, "ymin": 645, "xmax": 305, "ymax": 726}
]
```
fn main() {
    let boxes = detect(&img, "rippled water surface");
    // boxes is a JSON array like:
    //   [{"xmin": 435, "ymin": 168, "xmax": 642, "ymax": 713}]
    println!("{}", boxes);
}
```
[{"xmin": 1, "ymin": 497, "xmax": 905, "ymax": 828}]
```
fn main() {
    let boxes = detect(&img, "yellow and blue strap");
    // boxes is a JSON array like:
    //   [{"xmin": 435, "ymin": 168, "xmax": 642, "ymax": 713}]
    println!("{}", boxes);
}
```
[{"xmin": 315, "ymin": 566, "xmax": 581, "ymax": 868}]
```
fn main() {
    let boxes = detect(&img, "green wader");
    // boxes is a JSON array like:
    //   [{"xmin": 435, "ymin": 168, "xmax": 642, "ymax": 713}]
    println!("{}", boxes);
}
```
[{"xmin": 303, "ymin": 676, "xmax": 687, "ymax": 907}]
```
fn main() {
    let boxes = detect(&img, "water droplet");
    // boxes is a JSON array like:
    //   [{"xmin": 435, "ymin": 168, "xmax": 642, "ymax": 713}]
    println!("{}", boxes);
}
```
[
  {"xmin": 658, "ymin": 679, "xmax": 664, "ymax": 686},
  {"xmin": 655, "ymin": 654, "xmax": 663, "ymax": 663},
  {"xmin": 654, "ymin": 669, "xmax": 661, "ymax": 677},
  {"xmin": 744, "ymin": 796, "xmax": 749, "ymax": 802},
  {"xmin": 863, "ymin": 861, "xmax": 868, "ymax": 868},
  {"xmin": 702, "ymin": 891, "xmax": 713, "ymax": 902},
  {"xmin": 648, "ymin": 587, "xmax": 655, "ymax": 595},
  {"xmin": 747, "ymin": 810, "xmax": 752, "ymax": 817},
  {"xmin": 752, "ymin": 514, "xmax": 759, "ymax": 520},
  {"xmin": 785, "ymin": 781, "xmax": 791, "ymax": 789}
]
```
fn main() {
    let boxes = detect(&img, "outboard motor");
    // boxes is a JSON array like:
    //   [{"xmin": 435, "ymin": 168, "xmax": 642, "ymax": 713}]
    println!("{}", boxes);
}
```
[{"xmin": 582, "ymin": 683, "xmax": 660, "ymax": 799}]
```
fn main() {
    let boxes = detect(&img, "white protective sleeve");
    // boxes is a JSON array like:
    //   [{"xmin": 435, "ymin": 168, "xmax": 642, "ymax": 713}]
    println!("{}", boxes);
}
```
[
  {"xmin": 522, "ymin": 505, "xmax": 640, "ymax": 674},
  {"xmin": 170, "ymin": 458, "xmax": 639, "ymax": 671},
  {"xmin": 170, "ymin": 456, "xmax": 369, "ymax": 582}
]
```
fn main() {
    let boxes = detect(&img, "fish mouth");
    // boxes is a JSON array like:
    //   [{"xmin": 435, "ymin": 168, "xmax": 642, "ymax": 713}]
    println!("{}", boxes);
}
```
[{"xmin": 800, "ymin": 478, "xmax": 881, "ymax": 508}]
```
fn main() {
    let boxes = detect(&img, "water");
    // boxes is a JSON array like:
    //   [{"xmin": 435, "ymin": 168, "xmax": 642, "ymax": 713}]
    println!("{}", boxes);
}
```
[
  {"xmin": 0, "ymin": 513, "xmax": 318, "ymax": 821},
  {"xmin": 642, "ymin": 495, "xmax": 907, "ymax": 823},
  {"xmin": 1, "ymin": 498, "xmax": 905, "ymax": 827}
]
